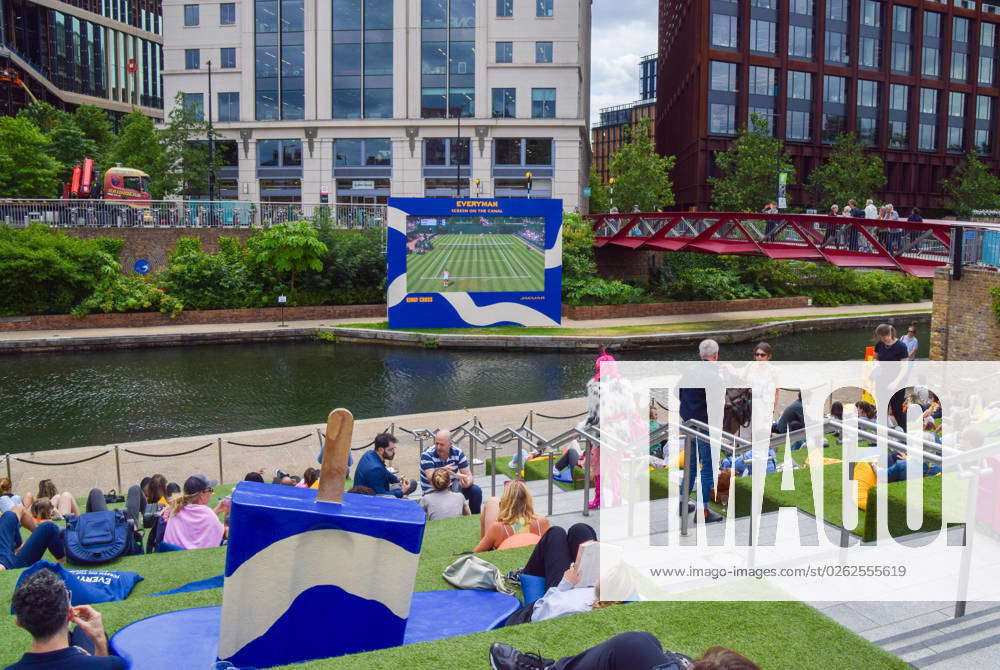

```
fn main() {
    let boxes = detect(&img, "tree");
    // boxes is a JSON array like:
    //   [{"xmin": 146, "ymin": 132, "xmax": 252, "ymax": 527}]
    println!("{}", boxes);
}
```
[
  {"xmin": 606, "ymin": 119, "xmax": 676, "ymax": 212},
  {"xmin": 249, "ymin": 221, "xmax": 328, "ymax": 293},
  {"xmin": 72, "ymin": 105, "xmax": 116, "ymax": 163},
  {"xmin": 16, "ymin": 101, "xmax": 70, "ymax": 135},
  {"xmin": 106, "ymin": 111, "xmax": 168, "ymax": 198},
  {"xmin": 587, "ymin": 166, "xmax": 610, "ymax": 214},
  {"xmin": 47, "ymin": 120, "xmax": 99, "ymax": 170},
  {"xmin": 806, "ymin": 132, "xmax": 886, "ymax": 209},
  {"xmin": 939, "ymin": 151, "xmax": 1000, "ymax": 217},
  {"xmin": 0, "ymin": 116, "xmax": 63, "ymax": 198},
  {"xmin": 159, "ymin": 93, "xmax": 217, "ymax": 197},
  {"xmin": 708, "ymin": 114, "xmax": 795, "ymax": 212}
]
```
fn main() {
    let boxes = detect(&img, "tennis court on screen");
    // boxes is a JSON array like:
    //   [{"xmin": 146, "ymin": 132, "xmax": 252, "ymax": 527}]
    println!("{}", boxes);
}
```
[{"xmin": 406, "ymin": 233, "xmax": 546, "ymax": 293}]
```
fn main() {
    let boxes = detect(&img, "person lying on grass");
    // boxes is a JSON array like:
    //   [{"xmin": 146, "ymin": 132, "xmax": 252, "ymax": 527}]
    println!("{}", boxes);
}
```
[
  {"xmin": 5, "ymin": 568, "xmax": 124, "ymax": 669},
  {"xmin": 474, "ymin": 480, "xmax": 549, "ymax": 552},
  {"xmin": 0, "ymin": 504, "xmax": 65, "ymax": 572},
  {"xmin": 489, "ymin": 631, "xmax": 760, "ymax": 670}
]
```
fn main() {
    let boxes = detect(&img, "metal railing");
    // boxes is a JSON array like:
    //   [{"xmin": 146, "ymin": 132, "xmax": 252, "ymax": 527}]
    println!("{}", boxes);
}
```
[{"xmin": 0, "ymin": 199, "xmax": 387, "ymax": 231}]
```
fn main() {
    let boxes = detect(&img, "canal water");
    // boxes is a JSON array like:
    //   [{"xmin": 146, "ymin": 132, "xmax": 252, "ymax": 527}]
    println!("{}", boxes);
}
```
[{"xmin": 1, "ymin": 328, "xmax": 927, "ymax": 453}]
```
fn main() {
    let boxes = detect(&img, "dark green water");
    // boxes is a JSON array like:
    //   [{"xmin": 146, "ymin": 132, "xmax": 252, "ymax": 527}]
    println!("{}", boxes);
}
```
[{"xmin": 1, "ymin": 328, "xmax": 928, "ymax": 452}]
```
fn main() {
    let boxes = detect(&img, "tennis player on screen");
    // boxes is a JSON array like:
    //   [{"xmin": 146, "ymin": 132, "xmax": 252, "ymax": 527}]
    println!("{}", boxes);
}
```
[{"xmin": 443, "ymin": 268, "xmax": 450, "ymax": 288}]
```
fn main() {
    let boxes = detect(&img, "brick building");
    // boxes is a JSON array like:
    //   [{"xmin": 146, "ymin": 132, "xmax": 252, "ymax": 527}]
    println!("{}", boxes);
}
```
[
  {"xmin": 591, "ymin": 52, "xmax": 657, "ymax": 183},
  {"xmin": 657, "ymin": 0, "xmax": 1000, "ymax": 210}
]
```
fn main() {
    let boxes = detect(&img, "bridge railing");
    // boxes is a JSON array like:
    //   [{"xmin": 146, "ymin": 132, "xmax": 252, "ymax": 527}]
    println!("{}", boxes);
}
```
[
  {"xmin": 0, "ymin": 199, "xmax": 387, "ymax": 231},
  {"xmin": 587, "ymin": 211, "xmax": 1000, "ymax": 277}
]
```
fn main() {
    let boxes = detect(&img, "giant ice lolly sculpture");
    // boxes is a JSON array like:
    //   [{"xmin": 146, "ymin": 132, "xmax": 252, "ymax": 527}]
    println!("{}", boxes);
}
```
[{"xmin": 217, "ymin": 409, "xmax": 426, "ymax": 668}]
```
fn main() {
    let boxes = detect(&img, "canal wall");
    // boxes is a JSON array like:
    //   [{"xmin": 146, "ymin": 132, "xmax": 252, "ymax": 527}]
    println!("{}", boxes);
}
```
[
  {"xmin": 0, "ymin": 398, "xmax": 586, "ymax": 498},
  {"xmin": 930, "ymin": 265, "xmax": 1000, "ymax": 360}
]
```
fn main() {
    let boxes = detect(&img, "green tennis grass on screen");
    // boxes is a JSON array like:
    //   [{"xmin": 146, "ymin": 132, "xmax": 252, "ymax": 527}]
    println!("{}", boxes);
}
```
[{"xmin": 406, "ymin": 233, "xmax": 546, "ymax": 294}]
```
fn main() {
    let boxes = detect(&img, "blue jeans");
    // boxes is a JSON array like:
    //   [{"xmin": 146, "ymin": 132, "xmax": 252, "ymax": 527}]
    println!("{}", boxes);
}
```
[
  {"xmin": 686, "ymin": 438, "xmax": 714, "ymax": 506},
  {"xmin": 461, "ymin": 483, "xmax": 482, "ymax": 515},
  {"xmin": 0, "ymin": 512, "xmax": 64, "ymax": 569}
]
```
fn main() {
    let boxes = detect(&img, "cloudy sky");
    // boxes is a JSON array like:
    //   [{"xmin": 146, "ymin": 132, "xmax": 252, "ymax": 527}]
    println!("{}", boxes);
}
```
[{"xmin": 589, "ymin": 1, "xmax": 659, "ymax": 124}]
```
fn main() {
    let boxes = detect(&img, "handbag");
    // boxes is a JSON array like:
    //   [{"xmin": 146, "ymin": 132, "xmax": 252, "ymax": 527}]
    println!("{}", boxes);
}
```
[
  {"xmin": 103, "ymin": 490, "xmax": 125, "ymax": 505},
  {"xmin": 441, "ymin": 554, "xmax": 513, "ymax": 594}
]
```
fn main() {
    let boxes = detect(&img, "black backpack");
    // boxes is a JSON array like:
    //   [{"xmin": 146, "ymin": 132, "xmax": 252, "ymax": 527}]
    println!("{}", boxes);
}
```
[{"xmin": 63, "ymin": 510, "xmax": 142, "ymax": 565}]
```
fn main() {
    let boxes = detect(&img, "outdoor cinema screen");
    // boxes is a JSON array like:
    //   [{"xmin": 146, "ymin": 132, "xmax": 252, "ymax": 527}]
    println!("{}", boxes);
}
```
[{"xmin": 404, "ymin": 215, "xmax": 546, "ymax": 293}]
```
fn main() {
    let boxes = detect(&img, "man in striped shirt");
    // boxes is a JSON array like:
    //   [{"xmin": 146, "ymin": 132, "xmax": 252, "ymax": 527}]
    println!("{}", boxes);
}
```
[{"xmin": 420, "ymin": 430, "xmax": 482, "ymax": 514}]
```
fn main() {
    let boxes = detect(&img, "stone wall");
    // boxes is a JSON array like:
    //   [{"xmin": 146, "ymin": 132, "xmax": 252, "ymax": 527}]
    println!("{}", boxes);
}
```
[
  {"xmin": 0, "ymin": 304, "xmax": 385, "ymax": 332},
  {"xmin": 594, "ymin": 245, "xmax": 663, "ymax": 281},
  {"xmin": 930, "ymin": 265, "xmax": 1000, "ymax": 360},
  {"xmin": 562, "ymin": 296, "xmax": 811, "ymax": 320},
  {"xmin": 65, "ymin": 226, "xmax": 258, "ymax": 273}
]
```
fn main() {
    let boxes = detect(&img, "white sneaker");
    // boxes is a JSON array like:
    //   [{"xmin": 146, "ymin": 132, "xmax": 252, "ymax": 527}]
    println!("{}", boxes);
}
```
[{"xmin": 472, "ymin": 458, "xmax": 484, "ymax": 466}]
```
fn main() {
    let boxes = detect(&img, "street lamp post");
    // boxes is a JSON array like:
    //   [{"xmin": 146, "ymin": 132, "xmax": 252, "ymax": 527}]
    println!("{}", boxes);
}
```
[
  {"xmin": 525, "ymin": 172, "xmax": 533, "ymax": 198},
  {"xmin": 608, "ymin": 177, "xmax": 615, "ymax": 211},
  {"xmin": 207, "ymin": 60, "xmax": 216, "ymax": 205}
]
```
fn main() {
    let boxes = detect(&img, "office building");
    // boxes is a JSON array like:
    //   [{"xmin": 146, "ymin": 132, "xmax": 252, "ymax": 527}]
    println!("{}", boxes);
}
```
[
  {"xmin": 591, "ymin": 52, "xmax": 657, "ymax": 183},
  {"xmin": 657, "ymin": 0, "xmax": 1000, "ymax": 210},
  {"xmin": 162, "ymin": 0, "xmax": 592, "ymax": 208},
  {"xmin": 0, "ymin": 0, "xmax": 164, "ymax": 119}
]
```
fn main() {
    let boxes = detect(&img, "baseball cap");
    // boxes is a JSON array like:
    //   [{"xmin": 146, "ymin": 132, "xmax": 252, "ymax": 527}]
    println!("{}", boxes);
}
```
[{"xmin": 183, "ymin": 474, "xmax": 218, "ymax": 495}]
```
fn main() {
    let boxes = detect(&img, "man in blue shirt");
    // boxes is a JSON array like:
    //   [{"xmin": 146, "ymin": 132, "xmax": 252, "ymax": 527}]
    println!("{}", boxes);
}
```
[
  {"xmin": 420, "ymin": 430, "xmax": 482, "ymax": 514},
  {"xmin": 6, "ymin": 568, "xmax": 124, "ymax": 670},
  {"xmin": 353, "ymin": 434, "xmax": 417, "ymax": 498}
]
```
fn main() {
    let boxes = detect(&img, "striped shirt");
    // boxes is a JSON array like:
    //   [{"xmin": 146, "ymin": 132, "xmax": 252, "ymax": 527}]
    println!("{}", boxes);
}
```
[{"xmin": 419, "ymin": 444, "xmax": 469, "ymax": 491}]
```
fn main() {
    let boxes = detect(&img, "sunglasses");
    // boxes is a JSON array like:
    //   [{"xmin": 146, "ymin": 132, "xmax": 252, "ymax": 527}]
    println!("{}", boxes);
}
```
[{"xmin": 754, "ymin": 352, "xmax": 768, "ymax": 358}]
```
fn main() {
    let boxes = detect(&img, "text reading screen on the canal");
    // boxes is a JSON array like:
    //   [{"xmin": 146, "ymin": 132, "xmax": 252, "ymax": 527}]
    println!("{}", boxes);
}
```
[{"xmin": 404, "ymin": 215, "xmax": 546, "ymax": 293}]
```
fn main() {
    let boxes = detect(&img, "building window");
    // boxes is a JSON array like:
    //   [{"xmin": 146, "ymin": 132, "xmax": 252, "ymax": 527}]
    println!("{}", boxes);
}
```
[
  {"xmin": 258, "ymin": 139, "xmax": 302, "ymax": 167},
  {"xmin": 709, "ymin": 103, "xmax": 736, "ymax": 135},
  {"xmin": 947, "ymin": 127, "xmax": 964, "ymax": 153},
  {"xmin": 497, "ymin": 0, "xmax": 513, "ymax": 18},
  {"xmin": 711, "ymin": 14, "xmax": 738, "ymax": 49},
  {"xmin": 826, "ymin": 0, "xmax": 847, "ymax": 21},
  {"xmin": 789, "ymin": 25, "xmax": 813, "ymax": 59},
  {"xmin": 975, "ymin": 128, "xmax": 991, "ymax": 154},
  {"xmin": 920, "ymin": 88, "xmax": 938, "ymax": 115},
  {"xmin": 861, "ymin": 0, "xmax": 880, "ymax": 27},
  {"xmin": 536, "ymin": 0, "xmax": 553, "ymax": 18},
  {"xmin": 953, "ymin": 17, "xmax": 969, "ymax": 44},
  {"xmin": 535, "ymin": 42, "xmax": 553, "ymax": 63},
  {"xmin": 857, "ymin": 80, "xmax": 878, "ymax": 108},
  {"xmin": 218, "ymin": 92, "xmax": 239, "ymax": 121},
  {"xmin": 424, "ymin": 138, "xmax": 470, "ymax": 166},
  {"xmin": 332, "ymin": 0, "xmax": 393, "ymax": 120},
  {"xmin": 751, "ymin": 0, "xmax": 776, "ymax": 7},
  {"xmin": 184, "ymin": 4, "xmax": 199, "ymax": 26},
  {"xmin": 949, "ymin": 91, "xmax": 966, "ymax": 118},
  {"xmin": 492, "ymin": 138, "xmax": 552, "ymax": 166},
  {"xmin": 751, "ymin": 107, "xmax": 776, "ymax": 135},
  {"xmin": 496, "ymin": 42, "xmax": 513, "ymax": 63},
  {"xmin": 256, "ymin": 0, "xmax": 304, "ymax": 121},
  {"xmin": 335, "ymin": 138, "xmax": 391, "ymax": 166},
  {"xmin": 185, "ymin": 49, "xmax": 200, "ymax": 70},
  {"xmin": 823, "ymin": 114, "xmax": 846, "ymax": 143},
  {"xmin": 220, "ymin": 3, "xmax": 236, "ymax": 25},
  {"xmin": 980, "ymin": 56, "xmax": 995, "ymax": 86},
  {"xmin": 889, "ymin": 121, "xmax": 908, "ymax": 149},
  {"xmin": 984, "ymin": 23, "xmax": 997, "ymax": 49},
  {"xmin": 749, "ymin": 66, "xmax": 776, "ymax": 96},
  {"xmin": 952, "ymin": 52, "xmax": 968, "ymax": 82},
  {"xmin": 421, "ymin": 0, "xmax": 475, "ymax": 119},
  {"xmin": 923, "ymin": 47, "xmax": 940, "ymax": 78},
  {"xmin": 492, "ymin": 88, "xmax": 516, "ymax": 118},
  {"xmin": 531, "ymin": 88, "xmax": 555, "ymax": 118},
  {"xmin": 786, "ymin": 110, "xmax": 811, "ymax": 141},
  {"xmin": 924, "ymin": 12, "xmax": 941, "ymax": 38},
  {"xmin": 823, "ymin": 75, "xmax": 845, "ymax": 103},
  {"xmin": 890, "ymin": 84, "xmax": 908, "ymax": 111},
  {"xmin": 221, "ymin": 47, "xmax": 236, "ymax": 69},
  {"xmin": 977, "ymin": 95, "xmax": 993, "ymax": 122},
  {"xmin": 860, "ymin": 37, "xmax": 880, "ymax": 68},
  {"xmin": 710, "ymin": 61, "xmax": 737, "ymax": 92},
  {"xmin": 825, "ymin": 31, "xmax": 848, "ymax": 64},
  {"xmin": 892, "ymin": 5, "xmax": 910, "ymax": 33},
  {"xmin": 788, "ymin": 70, "xmax": 811, "ymax": 100},
  {"xmin": 891, "ymin": 43, "xmax": 910, "ymax": 73},
  {"xmin": 918, "ymin": 124, "xmax": 936, "ymax": 151},
  {"xmin": 751, "ymin": 20, "xmax": 776, "ymax": 54},
  {"xmin": 183, "ymin": 92, "xmax": 204, "ymax": 120},
  {"xmin": 790, "ymin": 0, "xmax": 812, "ymax": 15}
]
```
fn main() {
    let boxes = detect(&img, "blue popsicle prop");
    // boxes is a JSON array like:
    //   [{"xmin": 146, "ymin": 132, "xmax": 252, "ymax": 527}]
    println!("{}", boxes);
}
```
[{"xmin": 217, "ymin": 409, "xmax": 426, "ymax": 668}]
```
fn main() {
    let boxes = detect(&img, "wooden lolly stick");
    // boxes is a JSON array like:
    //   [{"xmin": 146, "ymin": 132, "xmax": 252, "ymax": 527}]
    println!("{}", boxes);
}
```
[{"xmin": 317, "ymin": 408, "xmax": 354, "ymax": 503}]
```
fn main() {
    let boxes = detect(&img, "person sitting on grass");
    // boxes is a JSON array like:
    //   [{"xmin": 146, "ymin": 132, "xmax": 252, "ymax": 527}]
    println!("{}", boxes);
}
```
[
  {"xmin": 5, "ymin": 568, "xmax": 124, "ymax": 669},
  {"xmin": 143, "ymin": 474, "xmax": 169, "ymax": 505},
  {"xmin": 0, "ymin": 477, "xmax": 23, "ymax": 514},
  {"xmin": 354, "ymin": 433, "xmax": 418, "ymax": 498},
  {"xmin": 0, "ymin": 504, "xmax": 65, "ymax": 571},
  {"xmin": 420, "ymin": 430, "xmax": 482, "ymax": 513},
  {"xmin": 162, "ymin": 475, "xmax": 228, "ymax": 550},
  {"xmin": 420, "ymin": 468, "xmax": 470, "ymax": 520},
  {"xmin": 488, "ymin": 631, "xmax": 759, "ymax": 670},
  {"xmin": 474, "ymin": 480, "xmax": 550, "ymax": 552},
  {"xmin": 243, "ymin": 471, "xmax": 265, "ymax": 483},
  {"xmin": 23, "ymin": 480, "xmax": 78, "ymax": 519},
  {"xmin": 297, "ymin": 467, "xmax": 320, "ymax": 489},
  {"xmin": 30, "ymin": 499, "xmax": 57, "ymax": 524}
]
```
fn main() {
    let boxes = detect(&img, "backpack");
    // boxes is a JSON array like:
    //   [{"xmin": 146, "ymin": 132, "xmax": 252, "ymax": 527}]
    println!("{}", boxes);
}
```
[
  {"xmin": 723, "ymin": 388, "xmax": 753, "ymax": 435},
  {"xmin": 63, "ymin": 510, "xmax": 142, "ymax": 565}
]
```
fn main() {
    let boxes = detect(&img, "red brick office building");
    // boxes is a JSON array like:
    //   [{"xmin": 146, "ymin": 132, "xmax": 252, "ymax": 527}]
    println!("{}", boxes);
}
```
[{"xmin": 657, "ymin": 0, "xmax": 1000, "ymax": 210}]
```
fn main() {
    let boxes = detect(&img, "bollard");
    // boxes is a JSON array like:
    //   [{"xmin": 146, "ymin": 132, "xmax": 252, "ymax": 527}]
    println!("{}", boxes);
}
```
[
  {"xmin": 582, "ymin": 441, "xmax": 591, "ymax": 517},
  {"xmin": 680, "ymin": 434, "xmax": 694, "ymax": 537},
  {"xmin": 490, "ymin": 444, "xmax": 497, "ymax": 497},
  {"xmin": 4, "ymin": 453, "xmax": 10, "ymax": 485},
  {"xmin": 114, "ymin": 446, "xmax": 123, "ymax": 494},
  {"xmin": 529, "ymin": 410, "xmax": 534, "ymax": 431},
  {"xmin": 469, "ymin": 433, "xmax": 477, "ymax": 477},
  {"xmin": 547, "ymin": 451, "xmax": 554, "ymax": 517},
  {"xmin": 217, "ymin": 437, "xmax": 224, "ymax": 485}
]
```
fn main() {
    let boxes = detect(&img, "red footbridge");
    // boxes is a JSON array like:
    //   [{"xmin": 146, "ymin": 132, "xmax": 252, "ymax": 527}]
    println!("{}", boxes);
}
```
[{"xmin": 586, "ymin": 211, "xmax": 1000, "ymax": 278}]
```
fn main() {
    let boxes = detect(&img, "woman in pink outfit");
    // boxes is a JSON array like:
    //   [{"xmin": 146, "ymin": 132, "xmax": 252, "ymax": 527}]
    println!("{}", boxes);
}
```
[{"xmin": 163, "ymin": 475, "xmax": 228, "ymax": 550}]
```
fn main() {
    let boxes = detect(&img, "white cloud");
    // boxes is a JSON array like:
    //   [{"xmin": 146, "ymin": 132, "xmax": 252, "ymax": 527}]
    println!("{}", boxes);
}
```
[{"xmin": 589, "ymin": 6, "xmax": 658, "ymax": 125}]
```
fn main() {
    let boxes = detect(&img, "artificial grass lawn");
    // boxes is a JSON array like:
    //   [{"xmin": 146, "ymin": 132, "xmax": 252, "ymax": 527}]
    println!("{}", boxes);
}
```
[{"xmin": 0, "ymin": 500, "xmax": 910, "ymax": 669}]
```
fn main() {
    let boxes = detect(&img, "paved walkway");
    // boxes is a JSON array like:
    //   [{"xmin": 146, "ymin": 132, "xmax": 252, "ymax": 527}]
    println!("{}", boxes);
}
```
[{"xmin": 0, "ymin": 301, "xmax": 930, "ymax": 342}]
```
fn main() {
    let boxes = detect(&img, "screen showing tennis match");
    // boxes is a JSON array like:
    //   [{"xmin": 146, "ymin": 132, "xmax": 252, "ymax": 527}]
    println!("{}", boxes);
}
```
[{"xmin": 404, "ymin": 215, "xmax": 546, "ymax": 293}]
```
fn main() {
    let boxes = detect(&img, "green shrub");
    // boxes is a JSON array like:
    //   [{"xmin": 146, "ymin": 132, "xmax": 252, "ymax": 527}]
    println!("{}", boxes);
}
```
[
  {"xmin": 0, "ymin": 225, "xmax": 123, "ymax": 316},
  {"xmin": 72, "ymin": 257, "xmax": 182, "ymax": 317},
  {"xmin": 563, "ymin": 277, "xmax": 645, "ymax": 306},
  {"xmin": 156, "ymin": 237, "xmax": 253, "ymax": 310}
]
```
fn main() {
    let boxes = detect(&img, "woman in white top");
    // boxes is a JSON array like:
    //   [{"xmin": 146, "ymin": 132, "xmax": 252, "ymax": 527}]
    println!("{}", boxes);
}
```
[{"xmin": 419, "ymin": 468, "xmax": 469, "ymax": 521}]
